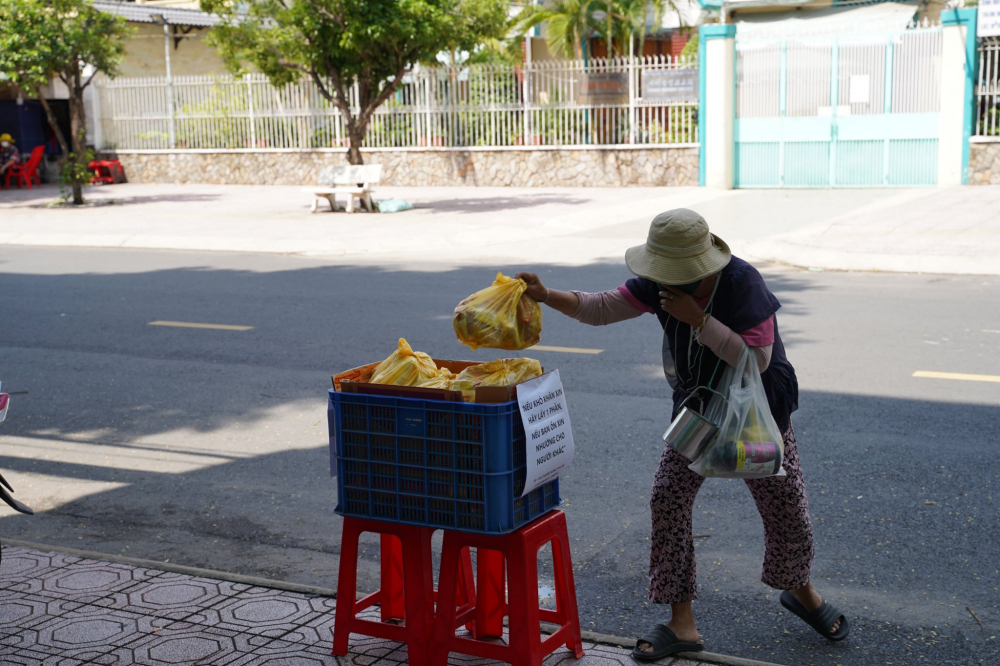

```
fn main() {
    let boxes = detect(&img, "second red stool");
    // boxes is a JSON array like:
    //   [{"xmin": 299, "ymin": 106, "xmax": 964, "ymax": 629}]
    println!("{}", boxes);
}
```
[{"xmin": 431, "ymin": 510, "xmax": 585, "ymax": 666}]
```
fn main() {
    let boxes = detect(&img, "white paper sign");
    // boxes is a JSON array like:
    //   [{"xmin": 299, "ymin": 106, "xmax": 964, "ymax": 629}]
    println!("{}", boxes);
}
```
[
  {"xmin": 517, "ymin": 370, "xmax": 575, "ymax": 498},
  {"xmin": 849, "ymin": 75, "xmax": 870, "ymax": 104},
  {"xmin": 981, "ymin": 0, "xmax": 1000, "ymax": 37}
]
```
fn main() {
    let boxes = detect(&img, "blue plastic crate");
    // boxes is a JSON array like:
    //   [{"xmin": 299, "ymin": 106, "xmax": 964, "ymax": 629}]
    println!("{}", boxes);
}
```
[{"xmin": 328, "ymin": 390, "xmax": 561, "ymax": 533}]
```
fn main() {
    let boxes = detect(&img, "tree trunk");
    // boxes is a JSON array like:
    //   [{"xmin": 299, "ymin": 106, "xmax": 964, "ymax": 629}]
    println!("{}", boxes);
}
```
[
  {"xmin": 35, "ymin": 86, "xmax": 69, "ymax": 157},
  {"xmin": 607, "ymin": 3, "xmax": 613, "ymax": 58},
  {"xmin": 346, "ymin": 134, "xmax": 364, "ymax": 165},
  {"xmin": 68, "ymin": 70, "xmax": 88, "ymax": 205}
]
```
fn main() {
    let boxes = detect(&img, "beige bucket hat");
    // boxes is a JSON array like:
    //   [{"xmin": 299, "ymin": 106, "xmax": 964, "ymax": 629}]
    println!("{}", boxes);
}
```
[{"xmin": 624, "ymin": 208, "xmax": 732, "ymax": 285}]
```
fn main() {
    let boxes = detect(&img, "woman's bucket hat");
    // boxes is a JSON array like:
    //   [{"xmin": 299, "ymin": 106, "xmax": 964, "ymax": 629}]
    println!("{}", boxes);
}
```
[
  {"xmin": 0, "ymin": 133, "xmax": 12, "ymax": 143},
  {"xmin": 625, "ymin": 208, "xmax": 732, "ymax": 285}
]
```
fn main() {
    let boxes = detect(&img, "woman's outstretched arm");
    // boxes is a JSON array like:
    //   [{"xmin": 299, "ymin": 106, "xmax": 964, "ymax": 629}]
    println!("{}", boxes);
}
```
[
  {"xmin": 516, "ymin": 273, "xmax": 645, "ymax": 326},
  {"xmin": 515, "ymin": 272, "xmax": 581, "ymax": 316}
]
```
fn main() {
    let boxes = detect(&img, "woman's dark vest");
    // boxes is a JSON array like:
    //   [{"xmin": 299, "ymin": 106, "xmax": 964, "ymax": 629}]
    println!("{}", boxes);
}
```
[{"xmin": 625, "ymin": 256, "xmax": 799, "ymax": 433}]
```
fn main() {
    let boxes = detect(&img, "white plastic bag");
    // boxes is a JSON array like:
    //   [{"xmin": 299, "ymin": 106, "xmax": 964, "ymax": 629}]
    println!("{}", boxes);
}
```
[{"xmin": 688, "ymin": 348, "xmax": 786, "ymax": 479}]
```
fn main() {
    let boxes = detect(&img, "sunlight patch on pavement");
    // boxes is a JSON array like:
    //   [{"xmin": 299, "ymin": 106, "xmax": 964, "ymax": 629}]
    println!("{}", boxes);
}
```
[
  {"xmin": 0, "ymin": 469, "xmax": 128, "ymax": 512},
  {"xmin": 148, "ymin": 321, "xmax": 253, "ymax": 331},
  {"xmin": 532, "ymin": 345, "xmax": 604, "ymax": 355},
  {"xmin": 0, "ymin": 435, "xmax": 236, "ymax": 474},
  {"xmin": 913, "ymin": 371, "xmax": 1000, "ymax": 384}
]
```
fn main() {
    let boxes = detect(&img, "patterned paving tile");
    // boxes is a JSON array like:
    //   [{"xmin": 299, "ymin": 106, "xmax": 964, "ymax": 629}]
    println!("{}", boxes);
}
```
[
  {"xmin": 123, "ymin": 572, "xmax": 230, "ymax": 618},
  {"xmin": 198, "ymin": 589, "xmax": 325, "ymax": 640},
  {"xmin": 0, "ymin": 647, "xmax": 86, "ymax": 666},
  {"xmin": 13, "ymin": 559, "xmax": 162, "ymax": 604},
  {"xmin": 0, "ymin": 548, "xmax": 718, "ymax": 666},
  {"xmin": 121, "ymin": 623, "xmax": 260, "ymax": 665},
  {"xmin": 29, "ymin": 606, "xmax": 169, "ymax": 657},
  {"xmin": 0, "ymin": 549, "xmax": 65, "ymax": 588}
]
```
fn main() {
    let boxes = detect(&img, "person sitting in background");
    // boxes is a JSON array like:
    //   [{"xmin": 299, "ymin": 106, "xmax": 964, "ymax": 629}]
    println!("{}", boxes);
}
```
[{"xmin": 0, "ymin": 134, "xmax": 20, "ymax": 181}]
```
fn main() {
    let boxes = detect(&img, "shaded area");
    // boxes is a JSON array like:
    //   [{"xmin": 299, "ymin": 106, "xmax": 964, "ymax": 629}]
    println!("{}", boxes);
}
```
[
  {"xmin": 0, "ymin": 247, "xmax": 997, "ymax": 666},
  {"xmin": 419, "ymin": 194, "xmax": 591, "ymax": 214}
]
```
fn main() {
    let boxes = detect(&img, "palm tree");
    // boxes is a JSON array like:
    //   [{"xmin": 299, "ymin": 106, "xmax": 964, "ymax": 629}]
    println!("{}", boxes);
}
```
[
  {"xmin": 595, "ymin": 0, "xmax": 685, "ymax": 58},
  {"xmin": 516, "ymin": 0, "xmax": 600, "ymax": 60}
]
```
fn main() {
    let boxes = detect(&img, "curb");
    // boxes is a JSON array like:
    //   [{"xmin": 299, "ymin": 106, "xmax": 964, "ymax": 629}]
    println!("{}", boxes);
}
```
[
  {"xmin": 1, "ymin": 538, "xmax": 787, "ymax": 666},
  {"xmin": 744, "ymin": 238, "xmax": 1000, "ymax": 277}
]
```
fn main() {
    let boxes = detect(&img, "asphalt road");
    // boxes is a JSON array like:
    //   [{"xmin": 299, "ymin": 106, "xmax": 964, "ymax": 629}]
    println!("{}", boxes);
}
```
[{"xmin": 0, "ymin": 246, "xmax": 998, "ymax": 666}]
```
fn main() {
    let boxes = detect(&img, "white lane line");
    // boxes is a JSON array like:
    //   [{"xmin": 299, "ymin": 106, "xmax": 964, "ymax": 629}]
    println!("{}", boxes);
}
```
[
  {"xmin": 913, "ymin": 371, "xmax": 1000, "ymax": 384},
  {"xmin": 532, "ymin": 345, "xmax": 604, "ymax": 355},
  {"xmin": 149, "ymin": 321, "xmax": 254, "ymax": 331}
]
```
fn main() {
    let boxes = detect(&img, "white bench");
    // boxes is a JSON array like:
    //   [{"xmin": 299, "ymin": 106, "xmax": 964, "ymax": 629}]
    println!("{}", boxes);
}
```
[{"xmin": 302, "ymin": 164, "xmax": 382, "ymax": 213}]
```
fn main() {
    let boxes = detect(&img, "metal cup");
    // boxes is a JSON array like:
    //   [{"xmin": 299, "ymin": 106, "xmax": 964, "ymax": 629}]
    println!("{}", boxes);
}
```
[{"xmin": 662, "ymin": 405, "xmax": 719, "ymax": 462}]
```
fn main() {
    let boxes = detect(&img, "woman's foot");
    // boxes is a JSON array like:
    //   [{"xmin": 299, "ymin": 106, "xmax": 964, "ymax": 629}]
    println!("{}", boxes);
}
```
[
  {"xmin": 787, "ymin": 582, "xmax": 841, "ymax": 634},
  {"xmin": 636, "ymin": 602, "xmax": 699, "ymax": 654},
  {"xmin": 636, "ymin": 620, "xmax": 700, "ymax": 654}
]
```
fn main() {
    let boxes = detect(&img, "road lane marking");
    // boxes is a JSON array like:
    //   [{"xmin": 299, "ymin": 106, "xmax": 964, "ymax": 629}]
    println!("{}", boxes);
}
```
[
  {"xmin": 913, "ymin": 371, "xmax": 1000, "ymax": 384},
  {"xmin": 149, "ymin": 321, "xmax": 254, "ymax": 331},
  {"xmin": 531, "ymin": 345, "xmax": 604, "ymax": 355}
]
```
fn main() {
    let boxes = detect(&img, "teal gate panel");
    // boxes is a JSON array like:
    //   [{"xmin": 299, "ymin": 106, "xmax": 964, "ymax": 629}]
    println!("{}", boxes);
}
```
[{"xmin": 734, "ymin": 28, "xmax": 942, "ymax": 188}]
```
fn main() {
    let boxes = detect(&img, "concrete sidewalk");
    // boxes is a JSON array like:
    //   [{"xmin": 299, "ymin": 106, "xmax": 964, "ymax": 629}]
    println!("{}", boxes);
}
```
[
  {"xmin": 0, "ymin": 543, "xmax": 778, "ymax": 666},
  {"xmin": 1, "ymin": 183, "xmax": 998, "ymax": 274}
]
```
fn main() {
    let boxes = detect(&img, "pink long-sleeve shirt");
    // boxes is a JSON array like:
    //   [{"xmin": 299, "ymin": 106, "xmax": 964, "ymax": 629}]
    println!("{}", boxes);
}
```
[{"xmin": 568, "ymin": 287, "xmax": 774, "ymax": 371}]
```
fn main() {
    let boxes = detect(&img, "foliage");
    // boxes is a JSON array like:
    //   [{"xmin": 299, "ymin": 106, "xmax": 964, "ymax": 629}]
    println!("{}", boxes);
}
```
[
  {"xmin": 202, "ymin": 0, "xmax": 509, "ymax": 164},
  {"xmin": 516, "ymin": 0, "xmax": 683, "ymax": 59},
  {"xmin": 0, "ymin": 0, "xmax": 132, "ymax": 204},
  {"xmin": 516, "ymin": 0, "xmax": 600, "ymax": 60},
  {"xmin": 680, "ymin": 32, "xmax": 699, "ymax": 59}
]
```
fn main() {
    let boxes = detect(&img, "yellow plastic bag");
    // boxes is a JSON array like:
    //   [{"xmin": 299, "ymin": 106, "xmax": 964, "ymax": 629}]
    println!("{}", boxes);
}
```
[
  {"xmin": 416, "ymin": 367, "xmax": 458, "ymax": 390},
  {"xmin": 453, "ymin": 273, "xmax": 542, "ymax": 351},
  {"xmin": 450, "ymin": 358, "xmax": 543, "ymax": 398},
  {"xmin": 369, "ymin": 338, "xmax": 439, "ymax": 386}
]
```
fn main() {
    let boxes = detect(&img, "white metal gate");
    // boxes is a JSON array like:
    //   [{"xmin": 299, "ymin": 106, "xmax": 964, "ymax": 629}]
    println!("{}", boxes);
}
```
[{"xmin": 734, "ymin": 25, "xmax": 943, "ymax": 188}]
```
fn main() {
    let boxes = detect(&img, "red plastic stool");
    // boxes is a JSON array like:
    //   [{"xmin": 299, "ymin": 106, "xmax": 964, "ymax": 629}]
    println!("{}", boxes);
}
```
[
  {"xmin": 431, "ymin": 510, "xmax": 585, "ymax": 666},
  {"xmin": 331, "ymin": 517, "xmax": 476, "ymax": 664}
]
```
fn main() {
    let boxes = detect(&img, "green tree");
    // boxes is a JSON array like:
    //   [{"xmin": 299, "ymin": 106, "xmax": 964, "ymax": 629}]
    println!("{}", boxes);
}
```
[
  {"xmin": 0, "ymin": 0, "xmax": 131, "ymax": 205},
  {"xmin": 516, "ymin": 0, "xmax": 600, "ymax": 60},
  {"xmin": 202, "ymin": 0, "xmax": 509, "ymax": 165},
  {"xmin": 595, "ymin": 0, "xmax": 683, "ymax": 58}
]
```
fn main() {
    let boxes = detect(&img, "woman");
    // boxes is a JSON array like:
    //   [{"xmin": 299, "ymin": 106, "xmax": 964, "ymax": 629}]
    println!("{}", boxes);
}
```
[{"xmin": 516, "ymin": 208, "xmax": 848, "ymax": 660}]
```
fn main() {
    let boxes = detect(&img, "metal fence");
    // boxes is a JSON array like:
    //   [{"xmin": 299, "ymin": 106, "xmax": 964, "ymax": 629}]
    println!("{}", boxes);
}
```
[
  {"xmin": 94, "ymin": 55, "xmax": 699, "ymax": 151},
  {"xmin": 976, "ymin": 36, "xmax": 1000, "ymax": 137}
]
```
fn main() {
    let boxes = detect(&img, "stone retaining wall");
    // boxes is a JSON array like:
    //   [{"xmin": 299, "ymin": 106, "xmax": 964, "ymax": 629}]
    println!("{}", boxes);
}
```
[
  {"xmin": 968, "ymin": 141, "xmax": 1000, "ymax": 185},
  {"xmin": 111, "ymin": 147, "xmax": 699, "ymax": 188}
]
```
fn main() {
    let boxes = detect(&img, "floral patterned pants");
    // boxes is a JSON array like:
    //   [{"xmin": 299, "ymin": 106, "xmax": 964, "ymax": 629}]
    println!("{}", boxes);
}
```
[{"xmin": 648, "ymin": 423, "xmax": 813, "ymax": 604}]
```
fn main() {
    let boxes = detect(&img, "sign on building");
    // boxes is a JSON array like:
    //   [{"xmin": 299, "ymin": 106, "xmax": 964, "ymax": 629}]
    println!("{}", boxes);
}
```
[
  {"xmin": 980, "ymin": 0, "xmax": 1000, "ymax": 37},
  {"xmin": 641, "ymin": 69, "xmax": 699, "ymax": 102},
  {"xmin": 576, "ymin": 72, "xmax": 628, "ymax": 104}
]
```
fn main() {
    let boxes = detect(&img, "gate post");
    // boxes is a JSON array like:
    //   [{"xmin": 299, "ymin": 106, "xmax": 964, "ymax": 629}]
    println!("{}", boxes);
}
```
[
  {"xmin": 939, "ymin": 8, "xmax": 978, "ymax": 185},
  {"xmin": 699, "ymin": 24, "xmax": 736, "ymax": 188}
]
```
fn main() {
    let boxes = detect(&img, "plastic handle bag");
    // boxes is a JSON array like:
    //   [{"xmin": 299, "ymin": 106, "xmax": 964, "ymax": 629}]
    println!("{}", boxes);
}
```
[
  {"xmin": 688, "ymin": 347, "xmax": 786, "ymax": 479},
  {"xmin": 453, "ymin": 273, "xmax": 542, "ymax": 351},
  {"xmin": 369, "ymin": 338, "xmax": 440, "ymax": 386}
]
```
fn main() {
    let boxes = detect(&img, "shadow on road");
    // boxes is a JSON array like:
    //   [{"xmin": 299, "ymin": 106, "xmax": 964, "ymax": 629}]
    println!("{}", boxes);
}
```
[
  {"xmin": 0, "ymin": 252, "xmax": 995, "ymax": 666},
  {"xmin": 419, "ymin": 194, "xmax": 590, "ymax": 214}
]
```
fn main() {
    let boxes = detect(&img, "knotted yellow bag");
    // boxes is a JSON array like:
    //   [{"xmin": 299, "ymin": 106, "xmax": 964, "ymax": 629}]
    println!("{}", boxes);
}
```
[
  {"xmin": 453, "ymin": 273, "xmax": 542, "ymax": 350},
  {"xmin": 369, "ymin": 338, "xmax": 439, "ymax": 386},
  {"xmin": 450, "ymin": 358, "xmax": 542, "ymax": 399}
]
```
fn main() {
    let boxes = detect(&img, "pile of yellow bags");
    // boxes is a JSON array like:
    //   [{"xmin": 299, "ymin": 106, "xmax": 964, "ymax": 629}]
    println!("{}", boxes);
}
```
[
  {"xmin": 453, "ymin": 273, "xmax": 542, "ymax": 351},
  {"xmin": 369, "ymin": 338, "xmax": 541, "ymax": 398}
]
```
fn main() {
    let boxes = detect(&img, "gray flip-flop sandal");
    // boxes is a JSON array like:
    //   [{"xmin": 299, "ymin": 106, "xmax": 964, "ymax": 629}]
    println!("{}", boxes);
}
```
[
  {"xmin": 780, "ymin": 590, "xmax": 850, "ymax": 641},
  {"xmin": 632, "ymin": 624, "xmax": 704, "ymax": 662}
]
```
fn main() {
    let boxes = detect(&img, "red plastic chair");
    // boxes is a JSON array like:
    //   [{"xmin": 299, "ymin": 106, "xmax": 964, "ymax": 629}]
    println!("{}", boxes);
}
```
[
  {"xmin": 332, "ymin": 517, "xmax": 478, "ymax": 664},
  {"xmin": 5, "ymin": 145, "xmax": 44, "ymax": 189},
  {"xmin": 431, "ymin": 510, "xmax": 585, "ymax": 666}
]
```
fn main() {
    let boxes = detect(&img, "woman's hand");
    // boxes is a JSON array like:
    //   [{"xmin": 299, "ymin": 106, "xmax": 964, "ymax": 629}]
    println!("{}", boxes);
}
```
[
  {"xmin": 515, "ymin": 272, "xmax": 548, "ymax": 302},
  {"xmin": 659, "ymin": 286, "xmax": 706, "ymax": 327}
]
